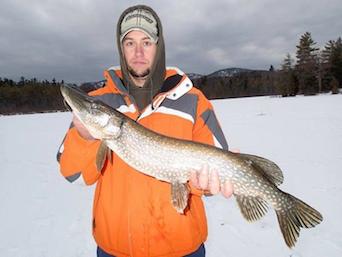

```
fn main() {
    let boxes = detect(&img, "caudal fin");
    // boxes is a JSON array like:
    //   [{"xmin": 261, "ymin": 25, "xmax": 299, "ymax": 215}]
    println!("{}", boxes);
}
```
[{"xmin": 276, "ymin": 193, "xmax": 323, "ymax": 248}]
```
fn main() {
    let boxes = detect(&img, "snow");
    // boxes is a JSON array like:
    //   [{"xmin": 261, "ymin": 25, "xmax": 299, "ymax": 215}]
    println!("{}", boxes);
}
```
[{"xmin": 1, "ymin": 94, "xmax": 341, "ymax": 256}]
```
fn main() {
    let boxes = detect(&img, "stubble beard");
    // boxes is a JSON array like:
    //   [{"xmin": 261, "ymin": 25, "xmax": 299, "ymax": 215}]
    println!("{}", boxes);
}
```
[{"xmin": 128, "ymin": 66, "xmax": 151, "ymax": 80}]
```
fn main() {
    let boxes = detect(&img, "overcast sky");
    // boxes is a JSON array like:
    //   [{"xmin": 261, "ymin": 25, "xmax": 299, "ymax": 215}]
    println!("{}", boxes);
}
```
[{"xmin": 1, "ymin": 0, "xmax": 341, "ymax": 83}]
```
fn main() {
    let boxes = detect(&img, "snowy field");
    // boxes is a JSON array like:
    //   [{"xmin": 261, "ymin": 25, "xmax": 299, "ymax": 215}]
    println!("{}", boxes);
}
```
[{"xmin": 1, "ymin": 94, "xmax": 341, "ymax": 257}]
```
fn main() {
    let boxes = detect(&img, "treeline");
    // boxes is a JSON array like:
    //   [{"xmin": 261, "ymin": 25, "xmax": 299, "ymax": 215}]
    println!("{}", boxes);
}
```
[
  {"xmin": 1, "ymin": 32, "xmax": 341, "ymax": 115},
  {"xmin": 0, "ymin": 77, "xmax": 68, "ymax": 114},
  {"xmin": 194, "ymin": 32, "xmax": 342, "ymax": 99}
]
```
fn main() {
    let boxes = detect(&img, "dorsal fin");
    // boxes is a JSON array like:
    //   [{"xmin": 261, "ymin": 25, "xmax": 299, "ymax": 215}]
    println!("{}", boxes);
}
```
[{"xmin": 239, "ymin": 153, "xmax": 284, "ymax": 186}]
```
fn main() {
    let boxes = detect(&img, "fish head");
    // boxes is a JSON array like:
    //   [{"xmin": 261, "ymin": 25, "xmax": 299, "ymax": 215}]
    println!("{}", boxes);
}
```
[{"xmin": 60, "ymin": 84, "xmax": 124, "ymax": 140}]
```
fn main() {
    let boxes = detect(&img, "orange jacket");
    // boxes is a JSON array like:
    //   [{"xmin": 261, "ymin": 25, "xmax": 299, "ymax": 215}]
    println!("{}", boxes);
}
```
[{"xmin": 58, "ymin": 67, "xmax": 228, "ymax": 257}]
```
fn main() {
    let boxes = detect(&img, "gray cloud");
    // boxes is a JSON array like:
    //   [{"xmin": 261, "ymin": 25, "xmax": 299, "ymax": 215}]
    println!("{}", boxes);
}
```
[{"xmin": 1, "ymin": 0, "xmax": 341, "ymax": 83}]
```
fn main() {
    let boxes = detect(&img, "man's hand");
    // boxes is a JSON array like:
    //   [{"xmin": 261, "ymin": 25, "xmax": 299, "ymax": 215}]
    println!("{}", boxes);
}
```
[
  {"xmin": 189, "ymin": 164, "xmax": 234, "ymax": 198},
  {"xmin": 72, "ymin": 115, "xmax": 95, "ymax": 140}
]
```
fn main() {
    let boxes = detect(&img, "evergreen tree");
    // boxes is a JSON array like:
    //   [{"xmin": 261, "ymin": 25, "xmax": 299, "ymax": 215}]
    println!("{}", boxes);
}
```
[
  {"xmin": 330, "ymin": 37, "xmax": 342, "ymax": 88},
  {"xmin": 282, "ymin": 53, "xmax": 293, "ymax": 71},
  {"xmin": 295, "ymin": 32, "xmax": 319, "ymax": 95},
  {"xmin": 18, "ymin": 76, "xmax": 26, "ymax": 86},
  {"xmin": 321, "ymin": 40, "xmax": 334, "ymax": 66},
  {"xmin": 321, "ymin": 40, "xmax": 336, "ymax": 92},
  {"xmin": 321, "ymin": 38, "xmax": 342, "ymax": 92},
  {"xmin": 280, "ymin": 53, "xmax": 298, "ymax": 96}
]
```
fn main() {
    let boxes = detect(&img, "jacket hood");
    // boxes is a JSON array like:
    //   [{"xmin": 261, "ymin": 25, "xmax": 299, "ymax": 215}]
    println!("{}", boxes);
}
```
[{"xmin": 116, "ymin": 5, "xmax": 166, "ymax": 98}]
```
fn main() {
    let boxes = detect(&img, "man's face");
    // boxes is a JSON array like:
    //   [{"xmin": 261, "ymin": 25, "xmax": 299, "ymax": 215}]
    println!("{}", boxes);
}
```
[{"xmin": 122, "ymin": 30, "xmax": 157, "ymax": 79}]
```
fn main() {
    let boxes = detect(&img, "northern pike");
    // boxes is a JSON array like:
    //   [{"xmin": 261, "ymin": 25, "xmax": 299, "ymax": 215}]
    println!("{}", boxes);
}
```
[{"xmin": 60, "ymin": 84, "xmax": 323, "ymax": 248}]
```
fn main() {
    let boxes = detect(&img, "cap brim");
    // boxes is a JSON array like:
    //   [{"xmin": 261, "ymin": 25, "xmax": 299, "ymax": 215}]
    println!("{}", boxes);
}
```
[{"xmin": 120, "ymin": 28, "xmax": 158, "ymax": 43}]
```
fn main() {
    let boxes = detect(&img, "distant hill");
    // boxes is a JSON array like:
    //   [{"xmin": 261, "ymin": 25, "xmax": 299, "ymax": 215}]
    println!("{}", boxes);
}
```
[
  {"xmin": 207, "ymin": 67, "xmax": 253, "ymax": 78},
  {"xmin": 186, "ymin": 67, "xmax": 256, "ymax": 80},
  {"xmin": 186, "ymin": 73, "xmax": 204, "ymax": 80}
]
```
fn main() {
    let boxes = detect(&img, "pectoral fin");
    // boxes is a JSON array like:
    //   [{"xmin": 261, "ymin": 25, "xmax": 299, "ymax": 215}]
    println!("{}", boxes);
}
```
[
  {"xmin": 96, "ymin": 141, "xmax": 108, "ymax": 172},
  {"xmin": 171, "ymin": 181, "xmax": 190, "ymax": 214},
  {"xmin": 107, "ymin": 148, "xmax": 113, "ymax": 165}
]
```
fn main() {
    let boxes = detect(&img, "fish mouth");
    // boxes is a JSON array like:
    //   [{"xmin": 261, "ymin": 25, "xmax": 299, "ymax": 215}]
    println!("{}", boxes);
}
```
[{"xmin": 60, "ymin": 84, "xmax": 94, "ymax": 112}]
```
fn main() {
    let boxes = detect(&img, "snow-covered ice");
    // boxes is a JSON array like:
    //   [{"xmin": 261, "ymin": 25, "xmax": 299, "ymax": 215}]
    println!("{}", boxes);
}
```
[{"xmin": 1, "ymin": 94, "xmax": 341, "ymax": 257}]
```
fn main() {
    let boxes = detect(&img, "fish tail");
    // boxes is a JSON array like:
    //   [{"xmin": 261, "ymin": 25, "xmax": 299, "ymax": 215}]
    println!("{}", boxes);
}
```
[{"xmin": 275, "ymin": 193, "xmax": 323, "ymax": 248}]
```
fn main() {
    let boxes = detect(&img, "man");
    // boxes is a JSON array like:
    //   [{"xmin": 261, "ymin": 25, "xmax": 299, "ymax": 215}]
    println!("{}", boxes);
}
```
[{"xmin": 57, "ymin": 5, "xmax": 233, "ymax": 257}]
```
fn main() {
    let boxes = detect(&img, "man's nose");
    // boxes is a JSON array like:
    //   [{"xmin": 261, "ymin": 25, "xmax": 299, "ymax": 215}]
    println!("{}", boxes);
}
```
[{"xmin": 134, "ymin": 43, "xmax": 144, "ymax": 57}]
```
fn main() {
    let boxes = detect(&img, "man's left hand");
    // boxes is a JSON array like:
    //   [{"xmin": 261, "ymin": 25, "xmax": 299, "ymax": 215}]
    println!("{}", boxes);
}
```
[{"xmin": 189, "ymin": 164, "xmax": 234, "ymax": 198}]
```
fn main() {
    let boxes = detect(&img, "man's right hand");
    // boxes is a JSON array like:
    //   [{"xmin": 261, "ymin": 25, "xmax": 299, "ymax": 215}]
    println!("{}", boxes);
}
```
[{"xmin": 72, "ymin": 115, "xmax": 95, "ymax": 140}]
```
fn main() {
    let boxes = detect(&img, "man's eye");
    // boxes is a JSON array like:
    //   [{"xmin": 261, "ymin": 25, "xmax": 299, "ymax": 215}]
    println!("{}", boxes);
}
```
[
  {"xmin": 125, "ymin": 41, "xmax": 133, "ymax": 47},
  {"xmin": 143, "ymin": 41, "xmax": 152, "ymax": 47}
]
